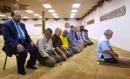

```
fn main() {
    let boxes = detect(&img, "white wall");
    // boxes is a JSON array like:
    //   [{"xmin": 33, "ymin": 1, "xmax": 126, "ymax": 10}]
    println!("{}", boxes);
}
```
[
  {"xmin": 0, "ymin": 19, "xmax": 5, "ymax": 24},
  {"xmin": 82, "ymin": 0, "xmax": 130, "ymax": 51},
  {"xmin": 22, "ymin": 19, "xmax": 82, "ymax": 36}
]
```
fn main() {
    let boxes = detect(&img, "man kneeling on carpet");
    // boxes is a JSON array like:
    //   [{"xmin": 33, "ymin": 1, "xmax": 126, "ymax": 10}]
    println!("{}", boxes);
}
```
[
  {"xmin": 60, "ymin": 30, "xmax": 79, "ymax": 54},
  {"xmin": 96, "ymin": 29, "xmax": 130, "ymax": 64},
  {"xmin": 37, "ymin": 28, "xmax": 62, "ymax": 67},
  {"xmin": 52, "ymin": 28, "xmax": 73, "ymax": 60}
]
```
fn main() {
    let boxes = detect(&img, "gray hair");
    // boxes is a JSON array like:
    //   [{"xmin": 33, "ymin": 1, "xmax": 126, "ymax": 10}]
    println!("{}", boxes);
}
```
[
  {"xmin": 104, "ymin": 29, "xmax": 113, "ymax": 35},
  {"xmin": 55, "ymin": 27, "xmax": 62, "ymax": 33}
]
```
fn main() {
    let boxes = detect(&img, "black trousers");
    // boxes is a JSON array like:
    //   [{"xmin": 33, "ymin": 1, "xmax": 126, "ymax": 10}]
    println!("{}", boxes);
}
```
[
  {"xmin": 101, "ymin": 55, "xmax": 117, "ymax": 63},
  {"xmin": 16, "ymin": 44, "xmax": 38, "ymax": 73},
  {"xmin": 104, "ymin": 58, "xmax": 118, "ymax": 63}
]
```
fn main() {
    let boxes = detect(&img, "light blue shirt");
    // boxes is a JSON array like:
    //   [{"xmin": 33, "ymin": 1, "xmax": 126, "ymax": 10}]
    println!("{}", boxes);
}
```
[
  {"xmin": 76, "ymin": 32, "xmax": 84, "ymax": 43},
  {"xmin": 96, "ymin": 36, "xmax": 112, "ymax": 59},
  {"xmin": 81, "ymin": 32, "xmax": 87, "ymax": 41},
  {"xmin": 68, "ymin": 30, "xmax": 78, "ymax": 46},
  {"xmin": 12, "ymin": 19, "xmax": 25, "ymax": 39}
]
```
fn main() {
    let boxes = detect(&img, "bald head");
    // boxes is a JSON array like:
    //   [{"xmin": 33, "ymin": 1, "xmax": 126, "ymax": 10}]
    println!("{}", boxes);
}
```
[
  {"xmin": 11, "ymin": 10, "xmax": 21, "ymax": 17},
  {"xmin": 11, "ymin": 10, "xmax": 21, "ymax": 22}
]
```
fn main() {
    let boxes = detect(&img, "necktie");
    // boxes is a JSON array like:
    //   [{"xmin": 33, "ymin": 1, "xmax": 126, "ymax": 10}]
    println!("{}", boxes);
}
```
[{"xmin": 16, "ymin": 23, "xmax": 25, "ymax": 43}]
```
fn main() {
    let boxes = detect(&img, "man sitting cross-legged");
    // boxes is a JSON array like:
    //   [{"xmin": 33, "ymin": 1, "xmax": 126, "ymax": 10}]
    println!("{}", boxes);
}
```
[{"xmin": 97, "ymin": 29, "xmax": 130, "ymax": 64}]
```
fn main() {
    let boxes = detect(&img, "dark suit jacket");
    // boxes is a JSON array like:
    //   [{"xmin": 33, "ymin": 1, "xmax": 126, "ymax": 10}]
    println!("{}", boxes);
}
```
[{"xmin": 2, "ymin": 20, "xmax": 32, "ymax": 57}]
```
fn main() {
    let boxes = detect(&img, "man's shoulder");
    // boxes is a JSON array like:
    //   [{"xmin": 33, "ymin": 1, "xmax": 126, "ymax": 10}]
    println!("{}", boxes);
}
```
[
  {"xmin": 99, "ymin": 39, "xmax": 107, "ymax": 43},
  {"xmin": 38, "ymin": 36, "xmax": 44, "ymax": 41},
  {"xmin": 98, "ymin": 36, "xmax": 107, "ymax": 43},
  {"xmin": 61, "ymin": 35, "xmax": 67, "ymax": 40},
  {"xmin": 52, "ymin": 34, "xmax": 56, "ymax": 39},
  {"xmin": 19, "ymin": 22, "xmax": 25, "ymax": 26},
  {"xmin": 60, "ymin": 35, "xmax": 63, "ymax": 38},
  {"xmin": 68, "ymin": 30, "xmax": 72, "ymax": 33},
  {"xmin": 52, "ymin": 35, "xmax": 60, "ymax": 41},
  {"xmin": 100, "ymin": 36, "xmax": 108, "ymax": 41},
  {"xmin": 3, "ymin": 20, "xmax": 12, "ymax": 26},
  {"xmin": 37, "ymin": 37, "xmax": 44, "ymax": 45}
]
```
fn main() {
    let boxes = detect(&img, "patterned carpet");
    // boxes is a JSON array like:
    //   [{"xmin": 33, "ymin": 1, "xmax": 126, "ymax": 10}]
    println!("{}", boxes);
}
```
[{"xmin": 0, "ymin": 36, "xmax": 130, "ymax": 79}]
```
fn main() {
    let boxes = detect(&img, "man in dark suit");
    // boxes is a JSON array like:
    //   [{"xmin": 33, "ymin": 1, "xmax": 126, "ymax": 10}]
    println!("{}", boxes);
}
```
[{"xmin": 2, "ymin": 10, "xmax": 38, "ymax": 75}]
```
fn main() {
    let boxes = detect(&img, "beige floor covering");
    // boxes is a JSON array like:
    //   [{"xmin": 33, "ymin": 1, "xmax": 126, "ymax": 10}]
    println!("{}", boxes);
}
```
[{"xmin": 0, "ymin": 36, "xmax": 130, "ymax": 79}]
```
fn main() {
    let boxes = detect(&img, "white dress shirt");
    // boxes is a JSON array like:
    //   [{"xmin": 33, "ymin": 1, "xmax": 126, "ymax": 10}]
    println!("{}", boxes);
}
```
[{"xmin": 37, "ymin": 34, "xmax": 54, "ymax": 57}]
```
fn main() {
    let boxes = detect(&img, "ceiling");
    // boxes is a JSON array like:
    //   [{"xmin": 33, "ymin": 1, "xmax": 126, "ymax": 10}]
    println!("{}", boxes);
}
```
[{"xmin": 0, "ymin": 0, "xmax": 100, "ymax": 18}]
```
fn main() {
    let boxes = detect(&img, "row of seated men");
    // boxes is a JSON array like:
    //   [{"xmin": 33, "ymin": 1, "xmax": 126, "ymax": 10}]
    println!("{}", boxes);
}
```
[
  {"xmin": 2, "ymin": 10, "xmax": 93, "ymax": 75},
  {"xmin": 36, "ymin": 26, "xmax": 93, "ymax": 67}
]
